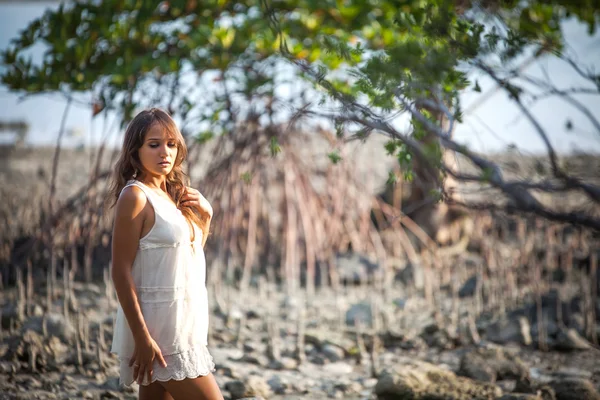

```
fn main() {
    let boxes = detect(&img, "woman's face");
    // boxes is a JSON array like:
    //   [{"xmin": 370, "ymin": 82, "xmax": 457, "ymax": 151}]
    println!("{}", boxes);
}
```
[{"xmin": 137, "ymin": 123, "xmax": 178, "ymax": 178}]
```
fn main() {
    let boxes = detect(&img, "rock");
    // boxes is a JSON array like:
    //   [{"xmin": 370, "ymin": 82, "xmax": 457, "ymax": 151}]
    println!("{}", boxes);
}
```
[
  {"xmin": 304, "ymin": 330, "xmax": 354, "ymax": 352},
  {"xmin": 396, "ymin": 261, "xmax": 424, "ymax": 289},
  {"xmin": 548, "ymin": 378, "xmax": 600, "ymax": 400},
  {"xmin": 374, "ymin": 360, "xmax": 502, "ymax": 400},
  {"xmin": 323, "ymin": 362, "xmax": 353, "ymax": 375},
  {"xmin": 9, "ymin": 329, "xmax": 47, "ymax": 371},
  {"xmin": 23, "ymin": 376, "xmax": 42, "ymax": 388},
  {"xmin": 100, "ymin": 391, "xmax": 122, "ymax": 399},
  {"xmin": 345, "ymin": 302, "xmax": 373, "ymax": 328},
  {"xmin": 103, "ymin": 376, "xmax": 121, "ymax": 392},
  {"xmin": 421, "ymin": 328, "xmax": 455, "ymax": 350},
  {"xmin": 553, "ymin": 328, "xmax": 591, "ymax": 351},
  {"xmin": 246, "ymin": 310, "xmax": 261, "ymax": 319},
  {"xmin": 226, "ymin": 380, "xmax": 248, "ymax": 399},
  {"xmin": 459, "ymin": 274, "xmax": 480, "ymax": 298},
  {"xmin": 32, "ymin": 304, "xmax": 44, "ymax": 317},
  {"xmin": 243, "ymin": 342, "xmax": 260, "ymax": 353},
  {"xmin": 267, "ymin": 357, "xmax": 297, "ymax": 370},
  {"xmin": 309, "ymin": 354, "xmax": 327, "ymax": 365},
  {"xmin": 216, "ymin": 364, "xmax": 238, "ymax": 378},
  {"xmin": 21, "ymin": 313, "xmax": 76, "ymax": 343},
  {"xmin": 458, "ymin": 347, "xmax": 530, "ymax": 383},
  {"xmin": 487, "ymin": 317, "xmax": 532, "ymax": 346},
  {"xmin": 496, "ymin": 380, "xmax": 518, "ymax": 393},
  {"xmin": 79, "ymin": 390, "xmax": 95, "ymax": 399},
  {"xmin": 226, "ymin": 376, "xmax": 272, "ymax": 400},
  {"xmin": 321, "ymin": 344, "xmax": 345, "ymax": 362},
  {"xmin": 498, "ymin": 395, "xmax": 542, "ymax": 400},
  {"xmin": 335, "ymin": 252, "xmax": 380, "ymax": 285},
  {"xmin": 398, "ymin": 335, "xmax": 427, "ymax": 351},
  {"xmin": 46, "ymin": 335, "xmax": 69, "ymax": 370},
  {"xmin": 333, "ymin": 380, "xmax": 363, "ymax": 395},
  {"xmin": 0, "ymin": 361, "xmax": 16, "ymax": 374},
  {"xmin": 233, "ymin": 353, "xmax": 269, "ymax": 367},
  {"xmin": 267, "ymin": 375, "xmax": 288, "ymax": 394},
  {"xmin": 531, "ymin": 319, "xmax": 560, "ymax": 339},
  {"xmin": 392, "ymin": 298, "xmax": 407, "ymax": 310},
  {"xmin": 1, "ymin": 304, "xmax": 18, "ymax": 330}
]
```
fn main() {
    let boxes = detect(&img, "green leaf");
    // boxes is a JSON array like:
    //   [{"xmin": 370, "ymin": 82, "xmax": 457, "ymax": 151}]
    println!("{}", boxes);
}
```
[
  {"xmin": 269, "ymin": 137, "xmax": 281, "ymax": 157},
  {"xmin": 241, "ymin": 172, "xmax": 252, "ymax": 184},
  {"xmin": 328, "ymin": 150, "xmax": 342, "ymax": 164}
]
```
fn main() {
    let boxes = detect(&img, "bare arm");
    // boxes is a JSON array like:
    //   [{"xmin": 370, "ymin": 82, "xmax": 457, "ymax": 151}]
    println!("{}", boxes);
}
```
[{"xmin": 111, "ymin": 186, "xmax": 152, "ymax": 344}]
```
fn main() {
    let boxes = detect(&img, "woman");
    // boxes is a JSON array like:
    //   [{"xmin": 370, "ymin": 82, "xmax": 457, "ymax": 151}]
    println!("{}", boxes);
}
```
[{"xmin": 108, "ymin": 108, "xmax": 223, "ymax": 400}]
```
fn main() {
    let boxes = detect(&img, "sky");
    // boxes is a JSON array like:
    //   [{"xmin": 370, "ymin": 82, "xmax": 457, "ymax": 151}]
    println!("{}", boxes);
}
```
[{"xmin": 0, "ymin": 2, "xmax": 599, "ymax": 154}]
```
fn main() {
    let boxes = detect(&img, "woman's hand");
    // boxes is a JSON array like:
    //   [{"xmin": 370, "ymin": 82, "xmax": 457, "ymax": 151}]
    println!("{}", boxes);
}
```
[
  {"xmin": 129, "ymin": 336, "xmax": 167, "ymax": 385},
  {"xmin": 181, "ymin": 187, "xmax": 213, "ymax": 219}
]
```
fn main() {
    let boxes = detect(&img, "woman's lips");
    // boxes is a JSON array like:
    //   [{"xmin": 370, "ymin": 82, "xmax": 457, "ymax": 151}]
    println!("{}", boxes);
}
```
[{"xmin": 159, "ymin": 162, "xmax": 170, "ymax": 167}]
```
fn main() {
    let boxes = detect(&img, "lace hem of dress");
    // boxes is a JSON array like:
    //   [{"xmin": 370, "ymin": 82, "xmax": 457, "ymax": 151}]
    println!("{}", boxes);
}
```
[{"xmin": 118, "ymin": 345, "xmax": 215, "ymax": 387}]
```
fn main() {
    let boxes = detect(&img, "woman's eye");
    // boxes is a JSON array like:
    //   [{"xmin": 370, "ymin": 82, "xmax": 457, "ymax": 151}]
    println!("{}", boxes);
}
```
[
  {"xmin": 149, "ymin": 144, "xmax": 158, "ymax": 148},
  {"xmin": 168, "ymin": 142, "xmax": 176, "ymax": 147}
]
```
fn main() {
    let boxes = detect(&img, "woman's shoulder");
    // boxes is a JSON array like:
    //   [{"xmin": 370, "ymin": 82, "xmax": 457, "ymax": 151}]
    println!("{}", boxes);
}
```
[{"xmin": 116, "ymin": 184, "xmax": 149, "ymax": 214}]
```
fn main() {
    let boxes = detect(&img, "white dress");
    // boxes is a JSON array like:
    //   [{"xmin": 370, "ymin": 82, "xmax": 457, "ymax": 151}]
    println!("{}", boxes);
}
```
[{"xmin": 110, "ymin": 180, "xmax": 215, "ymax": 386}]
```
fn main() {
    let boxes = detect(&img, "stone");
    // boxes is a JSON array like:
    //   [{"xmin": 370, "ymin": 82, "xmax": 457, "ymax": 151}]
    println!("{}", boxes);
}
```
[
  {"xmin": 234, "ymin": 353, "xmax": 269, "ymax": 367},
  {"xmin": 1, "ymin": 304, "xmax": 18, "ymax": 330},
  {"xmin": 226, "ymin": 376, "xmax": 272, "ymax": 400},
  {"xmin": 323, "ymin": 362, "xmax": 354, "ymax": 375},
  {"xmin": 21, "ymin": 313, "xmax": 76, "ymax": 343},
  {"xmin": 79, "ymin": 390, "xmax": 95, "ymax": 399},
  {"xmin": 345, "ymin": 302, "xmax": 373, "ymax": 328},
  {"xmin": 396, "ymin": 261, "xmax": 424, "ymax": 289},
  {"xmin": 498, "ymin": 395, "xmax": 542, "ymax": 400},
  {"xmin": 374, "ymin": 360, "xmax": 502, "ymax": 400},
  {"xmin": 216, "ymin": 365, "xmax": 239, "ymax": 378},
  {"xmin": 100, "ymin": 391, "xmax": 122, "ymax": 399},
  {"xmin": 392, "ymin": 298, "xmax": 407, "ymax": 310},
  {"xmin": 321, "ymin": 344, "xmax": 345, "ymax": 362},
  {"xmin": 553, "ymin": 328, "xmax": 591, "ymax": 351},
  {"xmin": 304, "ymin": 330, "xmax": 354, "ymax": 353},
  {"xmin": 458, "ymin": 347, "xmax": 530, "ymax": 383},
  {"xmin": 487, "ymin": 317, "xmax": 532, "ymax": 346},
  {"xmin": 267, "ymin": 357, "xmax": 297, "ymax": 370},
  {"xmin": 103, "ymin": 376, "xmax": 121, "ymax": 392},
  {"xmin": 548, "ymin": 378, "xmax": 600, "ymax": 400},
  {"xmin": 267, "ymin": 375, "xmax": 288, "ymax": 394},
  {"xmin": 309, "ymin": 354, "xmax": 327, "ymax": 365},
  {"xmin": 459, "ymin": 274, "xmax": 479, "ymax": 298},
  {"xmin": 0, "ymin": 361, "xmax": 16, "ymax": 374},
  {"xmin": 335, "ymin": 252, "xmax": 380, "ymax": 285}
]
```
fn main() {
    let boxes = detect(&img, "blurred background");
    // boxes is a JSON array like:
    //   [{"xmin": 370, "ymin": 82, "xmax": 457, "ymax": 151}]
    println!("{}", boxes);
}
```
[{"xmin": 1, "ymin": 1, "xmax": 599, "ymax": 399}]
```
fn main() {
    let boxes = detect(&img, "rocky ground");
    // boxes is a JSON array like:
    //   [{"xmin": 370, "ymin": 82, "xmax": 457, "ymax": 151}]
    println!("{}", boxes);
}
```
[
  {"xmin": 2, "ymin": 146, "xmax": 600, "ymax": 400},
  {"xmin": 1, "ymin": 272, "xmax": 599, "ymax": 400}
]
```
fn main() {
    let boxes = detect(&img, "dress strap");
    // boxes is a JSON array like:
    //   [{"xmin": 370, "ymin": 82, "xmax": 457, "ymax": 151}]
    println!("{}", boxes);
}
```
[{"xmin": 122, "ymin": 180, "xmax": 156, "ymax": 208}]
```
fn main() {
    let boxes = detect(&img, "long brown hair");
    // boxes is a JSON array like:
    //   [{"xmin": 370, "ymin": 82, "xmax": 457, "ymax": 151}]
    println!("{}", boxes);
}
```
[{"xmin": 106, "ymin": 108, "xmax": 209, "ymax": 245}]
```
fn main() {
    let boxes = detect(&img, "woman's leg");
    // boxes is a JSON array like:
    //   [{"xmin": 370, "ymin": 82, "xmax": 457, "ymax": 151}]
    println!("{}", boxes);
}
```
[
  {"xmin": 139, "ymin": 380, "xmax": 174, "ymax": 400},
  {"xmin": 159, "ymin": 374, "xmax": 224, "ymax": 400}
]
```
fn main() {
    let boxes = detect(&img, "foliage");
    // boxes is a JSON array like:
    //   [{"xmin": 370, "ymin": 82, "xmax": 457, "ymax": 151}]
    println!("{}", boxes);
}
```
[{"xmin": 2, "ymin": 0, "xmax": 600, "ymax": 228}]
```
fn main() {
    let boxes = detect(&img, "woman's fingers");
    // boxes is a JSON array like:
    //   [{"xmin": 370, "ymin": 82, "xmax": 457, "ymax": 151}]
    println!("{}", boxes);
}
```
[
  {"xmin": 128, "ymin": 351, "xmax": 137, "ymax": 367},
  {"xmin": 137, "ymin": 365, "xmax": 146, "ymax": 384},
  {"xmin": 132, "ymin": 362, "xmax": 140, "ymax": 383},
  {"xmin": 147, "ymin": 366, "xmax": 153, "ymax": 384},
  {"xmin": 156, "ymin": 351, "xmax": 168, "ymax": 368}
]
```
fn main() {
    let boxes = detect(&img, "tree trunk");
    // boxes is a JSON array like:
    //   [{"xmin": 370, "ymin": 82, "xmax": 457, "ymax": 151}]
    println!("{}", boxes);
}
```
[{"xmin": 407, "ymin": 107, "xmax": 471, "ymax": 248}]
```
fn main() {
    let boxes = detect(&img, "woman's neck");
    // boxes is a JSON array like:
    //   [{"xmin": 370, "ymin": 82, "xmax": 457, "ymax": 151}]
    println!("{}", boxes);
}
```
[{"xmin": 137, "ymin": 174, "xmax": 167, "ymax": 191}]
